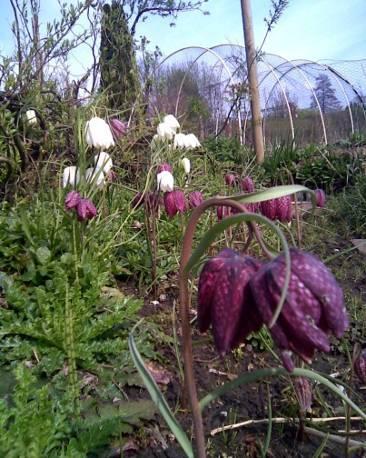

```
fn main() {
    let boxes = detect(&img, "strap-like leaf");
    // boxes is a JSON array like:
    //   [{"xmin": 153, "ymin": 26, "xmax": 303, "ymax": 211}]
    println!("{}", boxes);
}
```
[
  {"xmin": 129, "ymin": 326, "xmax": 194, "ymax": 458},
  {"xmin": 230, "ymin": 184, "xmax": 313, "ymax": 204},
  {"xmin": 200, "ymin": 367, "xmax": 366, "ymax": 420}
]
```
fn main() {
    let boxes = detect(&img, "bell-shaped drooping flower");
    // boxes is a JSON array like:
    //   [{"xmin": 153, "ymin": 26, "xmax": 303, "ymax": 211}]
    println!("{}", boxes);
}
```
[
  {"xmin": 188, "ymin": 191, "xmax": 204, "ymax": 209},
  {"xmin": 185, "ymin": 133, "xmax": 201, "ymax": 149},
  {"xmin": 157, "ymin": 163, "xmax": 173, "ymax": 173},
  {"xmin": 198, "ymin": 248, "xmax": 262, "ymax": 354},
  {"xmin": 25, "ymin": 109, "xmax": 37, "ymax": 126},
  {"xmin": 76, "ymin": 198, "xmax": 97, "ymax": 221},
  {"xmin": 225, "ymin": 173, "xmax": 236, "ymax": 187},
  {"xmin": 240, "ymin": 176, "xmax": 255, "ymax": 193},
  {"xmin": 276, "ymin": 196, "xmax": 293, "ymax": 223},
  {"xmin": 65, "ymin": 191, "xmax": 81, "ymax": 210},
  {"xmin": 249, "ymin": 248, "xmax": 348, "ymax": 371},
  {"xmin": 131, "ymin": 192, "xmax": 145, "ymax": 209},
  {"xmin": 181, "ymin": 157, "xmax": 191, "ymax": 174},
  {"xmin": 294, "ymin": 377, "xmax": 313, "ymax": 413},
  {"xmin": 94, "ymin": 151, "xmax": 113, "ymax": 175},
  {"xmin": 354, "ymin": 348, "xmax": 366, "ymax": 384},
  {"xmin": 164, "ymin": 190, "xmax": 186, "ymax": 217},
  {"xmin": 217, "ymin": 205, "xmax": 232, "ymax": 221},
  {"xmin": 63, "ymin": 166, "xmax": 80, "ymax": 188},
  {"xmin": 157, "ymin": 170, "xmax": 174, "ymax": 192},
  {"xmin": 145, "ymin": 192, "xmax": 161, "ymax": 213},
  {"xmin": 132, "ymin": 192, "xmax": 161, "ymax": 212},
  {"xmin": 260, "ymin": 199, "xmax": 277, "ymax": 220},
  {"xmin": 157, "ymin": 122, "xmax": 175, "ymax": 140},
  {"xmin": 85, "ymin": 116, "xmax": 115, "ymax": 150},
  {"xmin": 86, "ymin": 167, "xmax": 105, "ymax": 189},
  {"xmin": 174, "ymin": 133, "xmax": 187, "ymax": 149},
  {"xmin": 109, "ymin": 118, "xmax": 128, "ymax": 139},
  {"xmin": 163, "ymin": 114, "xmax": 180, "ymax": 132},
  {"xmin": 315, "ymin": 188, "xmax": 326, "ymax": 208}
]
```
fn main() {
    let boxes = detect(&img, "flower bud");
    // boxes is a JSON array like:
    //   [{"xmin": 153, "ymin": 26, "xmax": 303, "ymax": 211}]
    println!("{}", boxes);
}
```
[
  {"xmin": 315, "ymin": 189, "xmax": 326, "ymax": 207},
  {"xmin": 198, "ymin": 249, "xmax": 262, "ymax": 354},
  {"xmin": 240, "ymin": 176, "xmax": 255, "ymax": 193},
  {"xmin": 109, "ymin": 118, "xmax": 128, "ymax": 139},
  {"xmin": 85, "ymin": 117, "xmax": 115, "ymax": 150},
  {"xmin": 65, "ymin": 191, "xmax": 81, "ymax": 210},
  {"xmin": 225, "ymin": 173, "xmax": 236, "ymax": 187},
  {"xmin": 354, "ymin": 348, "xmax": 366, "ymax": 384},
  {"xmin": 164, "ymin": 190, "xmax": 186, "ymax": 217},
  {"xmin": 249, "ymin": 248, "xmax": 348, "ymax": 371},
  {"xmin": 294, "ymin": 377, "xmax": 312, "ymax": 412},
  {"xmin": 181, "ymin": 157, "xmax": 191, "ymax": 174},
  {"xmin": 188, "ymin": 191, "xmax": 203, "ymax": 209},
  {"xmin": 157, "ymin": 163, "xmax": 173, "ymax": 173},
  {"xmin": 76, "ymin": 198, "xmax": 97, "ymax": 221},
  {"xmin": 25, "ymin": 109, "xmax": 37, "ymax": 126}
]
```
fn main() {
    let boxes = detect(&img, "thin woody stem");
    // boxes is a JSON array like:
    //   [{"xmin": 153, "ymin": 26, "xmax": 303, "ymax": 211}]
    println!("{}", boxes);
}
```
[{"xmin": 179, "ymin": 197, "xmax": 268, "ymax": 458}]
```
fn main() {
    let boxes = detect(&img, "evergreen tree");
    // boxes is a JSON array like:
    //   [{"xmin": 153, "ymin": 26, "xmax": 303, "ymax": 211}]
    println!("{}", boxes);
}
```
[
  {"xmin": 99, "ymin": 2, "xmax": 140, "ymax": 115},
  {"xmin": 310, "ymin": 73, "xmax": 341, "ymax": 113},
  {"xmin": 99, "ymin": 0, "xmax": 208, "ymax": 114}
]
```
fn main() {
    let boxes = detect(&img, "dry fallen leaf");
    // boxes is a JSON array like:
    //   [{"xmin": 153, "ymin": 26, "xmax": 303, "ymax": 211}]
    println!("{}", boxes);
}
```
[{"xmin": 145, "ymin": 361, "xmax": 172, "ymax": 385}]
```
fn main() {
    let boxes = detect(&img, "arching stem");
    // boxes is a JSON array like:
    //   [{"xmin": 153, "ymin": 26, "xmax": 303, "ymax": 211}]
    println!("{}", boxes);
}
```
[{"xmin": 179, "ymin": 197, "xmax": 267, "ymax": 458}]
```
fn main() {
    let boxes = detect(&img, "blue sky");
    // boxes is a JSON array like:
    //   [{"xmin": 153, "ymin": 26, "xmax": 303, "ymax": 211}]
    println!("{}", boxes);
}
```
[
  {"xmin": 0, "ymin": 0, "xmax": 365, "ymax": 75},
  {"xmin": 139, "ymin": 0, "xmax": 366, "ymax": 61}
]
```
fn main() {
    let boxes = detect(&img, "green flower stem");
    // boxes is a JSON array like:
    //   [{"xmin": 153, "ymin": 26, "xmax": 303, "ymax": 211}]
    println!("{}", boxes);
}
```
[
  {"xmin": 180, "ymin": 198, "xmax": 265, "ymax": 458},
  {"xmin": 72, "ymin": 219, "xmax": 79, "ymax": 285},
  {"xmin": 64, "ymin": 281, "xmax": 79, "ymax": 415},
  {"xmin": 199, "ymin": 367, "xmax": 366, "ymax": 420}
]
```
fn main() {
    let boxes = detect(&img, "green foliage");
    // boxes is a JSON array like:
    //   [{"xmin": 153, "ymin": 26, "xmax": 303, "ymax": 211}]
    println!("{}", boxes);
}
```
[
  {"xmin": 100, "ymin": 1, "xmax": 140, "ymax": 113},
  {"xmin": 261, "ymin": 141, "xmax": 300, "ymax": 184},
  {"xmin": 0, "ymin": 365, "xmax": 74, "ymax": 458},
  {"xmin": 203, "ymin": 136, "xmax": 250, "ymax": 163},
  {"xmin": 295, "ymin": 147, "xmax": 362, "ymax": 192},
  {"xmin": 332, "ymin": 174, "xmax": 366, "ymax": 237},
  {"xmin": 257, "ymin": 143, "xmax": 363, "ymax": 192},
  {"xmin": 0, "ymin": 191, "xmax": 151, "ymax": 374},
  {"xmin": 0, "ymin": 363, "xmax": 157, "ymax": 457}
]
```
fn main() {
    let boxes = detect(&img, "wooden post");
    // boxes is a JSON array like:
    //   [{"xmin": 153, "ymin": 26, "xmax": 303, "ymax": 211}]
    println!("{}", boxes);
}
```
[{"xmin": 241, "ymin": 0, "xmax": 265, "ymax": 163}]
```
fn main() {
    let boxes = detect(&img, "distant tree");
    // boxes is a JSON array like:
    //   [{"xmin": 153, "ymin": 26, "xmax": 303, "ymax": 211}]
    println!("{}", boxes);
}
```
[
  {"xmin": 100, "ymin": 1, "xmax": 140, "ymax": 115},
  {"xmin": 310, "ymin": 73, "xmax": 341, "ymax": 113},
  {"xmin": 270, "ymin": 88, "xmax": 298, "ymax": 118},
  {"xmin": 99, "ymin": 0, "xmax": 208, "ymax": 114}
]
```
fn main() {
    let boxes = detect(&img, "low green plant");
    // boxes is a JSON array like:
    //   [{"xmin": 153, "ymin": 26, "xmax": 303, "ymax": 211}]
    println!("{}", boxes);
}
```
[
  {"xmin": 296, "ymin": 147, "xmax": 361, "ymax": 192},
  {"xmin": 203, "ymin": 136, "xmax": 251, "ymax": 164},
  {"xmin": 332, "ymin": 174, "xmax": 366, "ymax": 237}
]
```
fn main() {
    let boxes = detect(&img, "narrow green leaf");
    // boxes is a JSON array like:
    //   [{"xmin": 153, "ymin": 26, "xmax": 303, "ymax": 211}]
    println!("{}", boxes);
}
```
[
  {"xmin": 199, "ymin": 367, "xmax": 366, "ymax": 420},
  {"xmin": 128, "ymin": 327, "xmax": 194, "ymax": 458},
  {"xmin": 230, "ymin": 184, "xmax": 312, "ymax": 204}
]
